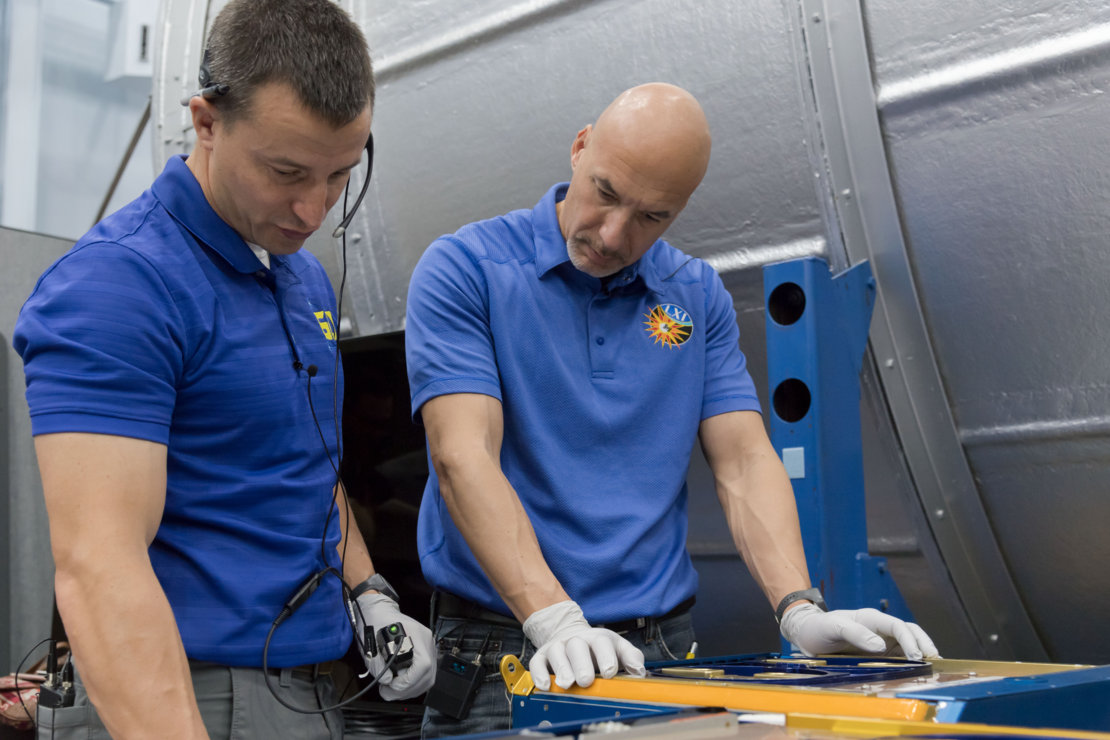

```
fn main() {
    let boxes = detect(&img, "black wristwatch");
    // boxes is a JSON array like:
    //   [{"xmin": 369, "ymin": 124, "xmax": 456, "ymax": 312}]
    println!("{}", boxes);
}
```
[
  {"xmin": 350, "ymin": 573, "xmax": 399, "ymax": 603},
  {"xmin": 774, "ymin": 587, "xmax": 827, "ymax": 623}
]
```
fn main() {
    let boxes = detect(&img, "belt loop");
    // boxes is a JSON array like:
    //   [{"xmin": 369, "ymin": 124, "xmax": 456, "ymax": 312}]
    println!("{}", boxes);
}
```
[
  {"xmin": 636, "ymin": 617, "xmax": 646, "ymax": 629},
  {"xmin": 279, "ymin": 667, "xmax": 293, "ymax": 688}
]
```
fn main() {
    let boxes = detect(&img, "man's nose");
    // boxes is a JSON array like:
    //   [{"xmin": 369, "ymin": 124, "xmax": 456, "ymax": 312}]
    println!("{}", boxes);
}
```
[
  {"xmin": 598, "ymin": 210, "xmax": 631, "ymax": 253},
  {"xmin": 291, "ymin": 181, "xmax": 329, "ymax": 230}
]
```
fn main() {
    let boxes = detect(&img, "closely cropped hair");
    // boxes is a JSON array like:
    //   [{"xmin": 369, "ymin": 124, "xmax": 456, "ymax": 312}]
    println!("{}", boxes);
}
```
[{"xmin": 203, "ymin": 0, "xmax": 374, "ymax": 127}]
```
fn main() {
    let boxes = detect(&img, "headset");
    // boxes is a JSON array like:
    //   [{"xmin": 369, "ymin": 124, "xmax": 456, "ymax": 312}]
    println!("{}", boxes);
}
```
[
  {"xmin": 179, "ymin": 49, "xmax": 229, "ymax": 106},
  {"xmin": 333, "ymin": 134, "xmax": 372, "ymax": 239},
  {"xmin": 184, "ymin": 54, "xmax": 396, "ymax": 714}
]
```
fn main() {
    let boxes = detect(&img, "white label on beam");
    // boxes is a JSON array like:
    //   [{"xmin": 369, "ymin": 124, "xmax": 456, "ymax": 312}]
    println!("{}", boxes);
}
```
[{"xmin": 782, "ymin": 447, "xmax": 805, "ymax": 479}]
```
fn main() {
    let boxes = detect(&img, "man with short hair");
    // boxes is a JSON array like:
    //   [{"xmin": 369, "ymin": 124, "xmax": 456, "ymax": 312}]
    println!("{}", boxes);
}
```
[
  {"xmin": 405, "ymin": 83, "xmax": 938, "ymax": 737},
  {"xmin": 14, "ymin": 1, "xmax": 434, "ymax": 737}
]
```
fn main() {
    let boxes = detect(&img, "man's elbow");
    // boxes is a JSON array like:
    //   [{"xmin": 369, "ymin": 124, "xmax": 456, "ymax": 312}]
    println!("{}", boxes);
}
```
[
  {"xmin": 429, "ymin": 443, "xmax": 470, "ymax": 482},
  {"xmin": 429, "ymin": 440, "xmax": 492, "ymax": 492},
  {"xmin": 51, "ymin": 532, "xmax": 150, "ymax": 606}
]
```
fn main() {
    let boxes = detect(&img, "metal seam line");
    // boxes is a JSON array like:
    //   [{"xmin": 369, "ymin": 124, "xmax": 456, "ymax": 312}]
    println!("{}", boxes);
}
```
[
  {"xmin": 368, "ymin": 0, "xmax": 594, "ymax": 82},
  {"xmin": 796, "ymin": 0, "xmax": 1046, "ymax": 659},
  {"xmin": 702, "ymin": 235, "xmax": 827, "ymax": 277},
  {"xmin": 877, "ymin": 23, "xmax": 1110, "ymax": 114}
]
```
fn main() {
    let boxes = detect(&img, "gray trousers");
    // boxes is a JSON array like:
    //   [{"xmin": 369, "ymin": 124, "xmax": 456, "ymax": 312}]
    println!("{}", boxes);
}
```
[{"xmin": 37, "ymin": 659, "xmax": 343, "ymax": 739}]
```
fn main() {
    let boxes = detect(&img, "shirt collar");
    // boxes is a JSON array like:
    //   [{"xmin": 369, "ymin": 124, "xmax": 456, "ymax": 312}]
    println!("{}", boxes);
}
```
[
  {"xmin": 532, "ymin": 182, "xmax": 665, "ymax": 295},
  {"xmin": 152, "ymin": 155, "xmax": 270, "ymax": 274},
  {"xmin": 533, "ymin": 183, "xmax": 573, "ymax": 278}
]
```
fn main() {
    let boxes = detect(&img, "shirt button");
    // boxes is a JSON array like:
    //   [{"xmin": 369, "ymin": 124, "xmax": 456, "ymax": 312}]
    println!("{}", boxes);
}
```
[{"xmin": 596, "ymin": 337, "xmax": 605, "ymax": 345}]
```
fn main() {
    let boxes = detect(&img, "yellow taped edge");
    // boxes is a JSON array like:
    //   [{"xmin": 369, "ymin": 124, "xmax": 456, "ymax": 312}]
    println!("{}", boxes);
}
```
[
  {"xmin": 786, "ymin": 712, "xmax": 1110, "ymax": 740},
  {"xmin": 535, "ymin": 673, "xmax": 930, "ymax": 721}
]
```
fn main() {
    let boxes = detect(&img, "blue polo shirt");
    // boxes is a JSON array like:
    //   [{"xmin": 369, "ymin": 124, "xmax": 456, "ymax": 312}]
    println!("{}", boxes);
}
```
[
  {"xmin": 14, "ymin": 155, "xmax": 349, "ymax": 667},
  {"xmin": 406, "ymin": 182, "xmax": 761, "ymax": 622}
]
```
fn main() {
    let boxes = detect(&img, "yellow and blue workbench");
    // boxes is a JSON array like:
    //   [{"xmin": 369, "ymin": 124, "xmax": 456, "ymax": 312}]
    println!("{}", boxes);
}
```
[{"xmin": 485, "ymin": 652, "xmax": 1110, "ymax": 739}]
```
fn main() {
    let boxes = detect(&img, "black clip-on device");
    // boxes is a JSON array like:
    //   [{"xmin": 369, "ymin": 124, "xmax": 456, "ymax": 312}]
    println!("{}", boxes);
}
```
[
  {"xmin": 38, "ymin": 641, "xmax": 75, "ymax": 710},
  {"xmin": 367, "ymin": 622, "xmax": 415, "ymax": 675},
  {"xmin": 424, "ymin": 631, "xmax": 492, "ymax": 720}
]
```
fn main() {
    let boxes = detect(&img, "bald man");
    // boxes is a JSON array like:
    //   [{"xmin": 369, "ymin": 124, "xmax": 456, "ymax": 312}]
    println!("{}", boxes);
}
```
[{"xmin": 405, "ymin": 84, "xmax": 937, "ymax": 737}]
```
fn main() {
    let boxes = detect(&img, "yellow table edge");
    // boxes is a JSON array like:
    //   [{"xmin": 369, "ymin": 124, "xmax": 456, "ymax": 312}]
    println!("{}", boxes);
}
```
[{"xmin": 499, "ymin": 655, "xmax": 930, "ymax": 721}]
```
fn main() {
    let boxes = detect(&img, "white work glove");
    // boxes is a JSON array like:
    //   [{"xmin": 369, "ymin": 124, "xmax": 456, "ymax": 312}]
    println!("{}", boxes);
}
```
[
  {"xmin": 353, "ymin": 592, "xmax": 437, "ymax": 700},
  {"xmin": 522, "ymin": 600, "xmax": 646, "ymax": 691},
  {"xmin": 779, "ymin": 604, "xmax": 940, "ymax": 661}
]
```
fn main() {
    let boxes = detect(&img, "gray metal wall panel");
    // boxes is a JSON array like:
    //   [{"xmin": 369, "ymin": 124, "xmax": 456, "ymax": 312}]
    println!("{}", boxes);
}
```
[
  {"xmin": 1, "ymin": 227, "xmax": 72, "ymax": 673},
  {"xmin": 866, "ymin": 0, "xmax": 1110, "ymax": 661},
  {"xmin": 343, "ymin": 0, "xmax": 828, "ymax": 336}
]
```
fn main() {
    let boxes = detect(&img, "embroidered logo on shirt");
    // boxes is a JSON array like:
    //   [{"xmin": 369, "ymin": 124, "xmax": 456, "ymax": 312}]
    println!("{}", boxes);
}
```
[
  {"xmin": 314, "ymin": 310, "xmax": 337, "ymax": 341},
  {"xmin": 643, "ymin": 304, "xmax": 693, "ymax": 348}
]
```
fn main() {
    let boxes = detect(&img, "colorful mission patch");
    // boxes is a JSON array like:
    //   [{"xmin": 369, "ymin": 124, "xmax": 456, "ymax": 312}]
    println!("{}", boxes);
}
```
[{"xmin": 643, "ymin": 303, "xmax": 694, "ymax": 348}]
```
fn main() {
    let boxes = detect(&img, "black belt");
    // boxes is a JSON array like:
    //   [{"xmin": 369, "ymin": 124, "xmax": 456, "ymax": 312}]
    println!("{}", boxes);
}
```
[
  {"xmin": 598, "ymin": 596, "xmax": 696, "ymax": 634},
  {"xmin": 433, "ymin": 591, "xmax": 695, "ymax": 635},
  {"xmin": 434, "ymin": 591, "xmax": 519, "ymax": 628}
]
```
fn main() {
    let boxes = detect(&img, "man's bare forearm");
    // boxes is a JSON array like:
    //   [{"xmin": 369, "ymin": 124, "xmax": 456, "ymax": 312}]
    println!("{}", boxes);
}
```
[
  {"xmin": 55, "ymin": 556, "xmax": 208, "ymax": 739},
  {"xmin": 701, "ymin": 411, "xmax": 811, "ymax": 608},
  {"xmin": 422, "ymin": 393, "xmax": 568, "ymax": 621}
]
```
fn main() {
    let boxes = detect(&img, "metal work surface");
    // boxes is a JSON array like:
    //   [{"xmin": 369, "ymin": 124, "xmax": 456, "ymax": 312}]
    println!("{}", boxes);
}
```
[{"xmin": 502, "ymin": 654, "xmax": 1110, "ymax": 734}]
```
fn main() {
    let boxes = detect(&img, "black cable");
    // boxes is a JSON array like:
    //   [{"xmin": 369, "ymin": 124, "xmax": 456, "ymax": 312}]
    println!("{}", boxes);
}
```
[
  {"xmin": 263, "ymin": 140, "xmax": 381, "ymax": 715},
  {"xmin": 13, "ymin": 637, "xmax": 52, "ymax": 726},
  {"xmin": 262, "ymin": 603, "xmax": 397, "ymax": 714},
  {"xmin": 334, "ymin": 183, "xmax": 352, "ymax": 571}
]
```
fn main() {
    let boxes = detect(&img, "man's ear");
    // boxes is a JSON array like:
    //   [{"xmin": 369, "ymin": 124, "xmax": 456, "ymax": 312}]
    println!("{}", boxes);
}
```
[
  {"xmin": 189, "ymin": 98, "xmax": 219, "ymax": 150},
  {"xmin": 569, "ymin": 124, "xmax": 592, "ymax": 169}
]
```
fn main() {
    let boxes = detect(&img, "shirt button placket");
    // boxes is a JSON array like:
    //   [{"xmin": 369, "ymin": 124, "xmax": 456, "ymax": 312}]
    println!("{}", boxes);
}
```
[{"xmin": 588, "ymin": 293, "xmax": 613, "ymax": 378}]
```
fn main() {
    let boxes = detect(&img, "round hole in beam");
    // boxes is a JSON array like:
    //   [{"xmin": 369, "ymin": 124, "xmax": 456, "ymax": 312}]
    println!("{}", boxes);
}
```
[
  {"xmin": 768, "ymin": 282, "xmax": 806, "ymax": 325},
  {"xmin": 773, "ymin": 378, "xmax": 812, "ymax": 422}
]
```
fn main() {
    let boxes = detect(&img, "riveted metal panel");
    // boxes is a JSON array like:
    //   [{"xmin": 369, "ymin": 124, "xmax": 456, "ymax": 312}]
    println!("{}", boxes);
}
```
[{"xmin": 866, "ymin": 0, "xmax": 1110, "ymax": 662}]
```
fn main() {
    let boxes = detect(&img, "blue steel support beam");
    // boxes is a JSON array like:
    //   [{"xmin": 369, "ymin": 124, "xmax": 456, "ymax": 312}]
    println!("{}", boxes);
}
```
[{"xmin": 763, "ymin": 256, "xmax": 911, "ymax": 621}]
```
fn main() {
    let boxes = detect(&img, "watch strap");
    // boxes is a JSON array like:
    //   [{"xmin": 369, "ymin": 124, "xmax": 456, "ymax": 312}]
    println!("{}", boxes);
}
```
[
  {"xmin": 351, "ymin": 573, "xmax": 399, "ymax": 603},
  {"xmin": 774, "ymin": 587, "xmax": 827, "ymax": 623}
]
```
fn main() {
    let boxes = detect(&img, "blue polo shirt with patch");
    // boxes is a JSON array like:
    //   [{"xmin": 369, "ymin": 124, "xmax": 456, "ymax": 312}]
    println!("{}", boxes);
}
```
[
  {"xmin": 14, "ymin": 155, "xmax": 350, "ymax": 667},
  {"xmin": 406, "ymin": 182, "xmax": 761, "ymax": 622}
]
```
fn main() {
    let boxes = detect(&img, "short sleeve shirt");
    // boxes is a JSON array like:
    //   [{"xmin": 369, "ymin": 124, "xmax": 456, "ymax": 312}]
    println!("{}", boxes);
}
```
[
  {"xmin": 14, "ymin": 156, "xmax": 350, "ymax": 667},
  {"xmin": 405, "ymin": 183, "xmax": 761, "ymax": 622}
]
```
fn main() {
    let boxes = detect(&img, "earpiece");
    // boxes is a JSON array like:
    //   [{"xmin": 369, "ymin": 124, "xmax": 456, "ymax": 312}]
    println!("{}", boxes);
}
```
[
  {"xmin": 332, "ymin": 134, "xmax": 374, "ymax": 238},
  {"xmin": 179, "ymin": 48, "xmax": 230, "ymax": 106}
]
